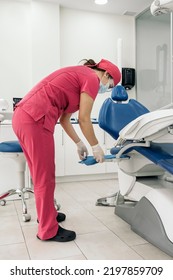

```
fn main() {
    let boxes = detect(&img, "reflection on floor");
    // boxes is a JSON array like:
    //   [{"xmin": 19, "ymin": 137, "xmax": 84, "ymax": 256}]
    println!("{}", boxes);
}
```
[{"xmin": 0, "ymin": 179, "xmax": 172, "ymax": 260}]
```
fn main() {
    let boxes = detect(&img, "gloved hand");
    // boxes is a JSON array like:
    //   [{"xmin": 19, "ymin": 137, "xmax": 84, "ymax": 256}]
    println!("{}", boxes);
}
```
[
  {"xmin": 91, "ymin": 143, "xmax": 105, "ymax": 163},
  {"xmin": 76, "ymin": 140, "xmax": 89, "ymax": 160}
]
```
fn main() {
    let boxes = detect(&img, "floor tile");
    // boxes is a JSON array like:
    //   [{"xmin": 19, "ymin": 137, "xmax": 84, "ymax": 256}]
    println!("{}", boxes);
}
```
[
  {"xmin": 0, "ymin": 216, "xmax": 24, "ymax": 246},
  {"xmin": 0, "ymin": 179, "xmax": 172, "ymax": 260},
  {"xmin": 105, "ymin": 214, "xmax": 148, "ymax": 246},
  {"xmin": 0, "ymin": 243, "xmax": 29, "ymax": 260},
  {"xmin": 132, "ymin": 243, "xmax": 173, "ymax": 260},
  {"xmin": 61, "ymin": 208, "xmax": 109, "ymax": 235},
  {"xmin": 22, "ymin": 225, "xmax": 82, "ymax": 260},
  {"xmin": 75, "ymin": 230, "xmax": 143, "ymax": 260},
  {"xmin": 0, "ymin": 201, "xmax": 17, "ymax": 217}
]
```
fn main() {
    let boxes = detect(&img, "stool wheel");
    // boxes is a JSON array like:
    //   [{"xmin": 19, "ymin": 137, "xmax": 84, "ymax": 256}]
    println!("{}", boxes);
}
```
[
  {"xmin": 55, "ymin": 204, "xmax": 61, "ymax": 211},
  {"xmin": 54, "ymin": 199, "xmax": 60, "ymax": 211},
  {"xmin": 0, "ymin": 200, "xmax": 6, "ymax": 206},
  {"xmin": 23, "ymin": 213, "xmax": 31, "ymax": 222}
]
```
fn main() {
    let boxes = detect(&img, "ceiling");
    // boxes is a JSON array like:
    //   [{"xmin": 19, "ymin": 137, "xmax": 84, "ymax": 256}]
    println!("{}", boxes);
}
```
[{"xmin": 38, "ymin": 0, "xmax": 153, "ymax": 16}]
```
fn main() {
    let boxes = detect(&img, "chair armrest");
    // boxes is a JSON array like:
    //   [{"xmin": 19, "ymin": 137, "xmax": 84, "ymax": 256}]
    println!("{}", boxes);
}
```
[{"xmin": 119, "ymin": 109, "xmax": 173, "ymax": 140}]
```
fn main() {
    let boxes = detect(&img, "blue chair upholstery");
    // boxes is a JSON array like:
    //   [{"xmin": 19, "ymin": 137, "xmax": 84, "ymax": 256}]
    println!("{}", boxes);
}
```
[
  {"xmin": 98, "ymin": 85, "xmax": 173, "ymax": 175},
  {"xmin": 98, "ymin": 85, "xmax": 149, "ymax": 140},
  {"xmin": 0, "ymin": 141, "xmax": 23, "ymax": 153},
  {"xmin": 80, "ymin": 85, "xmax": 149, "ymax": 166},
  {"xmin": 134, "ymin": 143, "xmax": 173, "ymax": 175}
]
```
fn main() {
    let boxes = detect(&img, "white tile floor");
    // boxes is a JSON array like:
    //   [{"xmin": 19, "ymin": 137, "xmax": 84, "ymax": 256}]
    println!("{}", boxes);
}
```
[{"xmin": 0, "ymin": 179, "xmax": 173, "ymax": 260}]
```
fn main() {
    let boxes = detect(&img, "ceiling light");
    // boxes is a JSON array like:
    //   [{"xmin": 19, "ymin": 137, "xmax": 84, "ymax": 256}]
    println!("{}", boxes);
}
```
[{"xmin": 95, "ymin": 0, "xmax": 108, "ymax": 5}]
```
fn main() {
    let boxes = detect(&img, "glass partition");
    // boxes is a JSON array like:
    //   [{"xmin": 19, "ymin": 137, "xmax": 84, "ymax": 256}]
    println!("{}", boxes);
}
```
[{"xmin": 136, "ymin": 9, "xmax": 172, "ymax": 111}]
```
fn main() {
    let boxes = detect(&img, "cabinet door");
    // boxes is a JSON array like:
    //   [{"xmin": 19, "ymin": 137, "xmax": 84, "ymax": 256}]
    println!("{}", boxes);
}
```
[
  {"xmin": 0, "ymin": 124, "xmax": 18, "ymax": 141},
  {"xmin": 54, "ymin": 125, "xmax": 65, "ymax": 177},
  {"xmin": 63, "ymin": 123, "xmax": 106, "ymax": 176}
]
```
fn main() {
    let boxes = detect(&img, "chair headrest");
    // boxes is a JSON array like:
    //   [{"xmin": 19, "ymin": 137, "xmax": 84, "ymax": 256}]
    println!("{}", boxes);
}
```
[{"xmin": 111, "ymin": 85, "xmax": 128, "ymax": 102}]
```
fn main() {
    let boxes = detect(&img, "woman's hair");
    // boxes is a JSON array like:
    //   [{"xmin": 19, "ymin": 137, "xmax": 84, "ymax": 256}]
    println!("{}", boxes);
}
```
[
  {"xmin": 80, "ymin": 59, "xmax": 113, "ymax": 79},
  {"xmin": 79, "ymin": 58, "xmax": 121, "ymax": 84},
  {"xmin": 82, "ymin": 59, "xmax": 97, "ymax": 67},
  {"xmin": 80, "ymin": 59, "xmax": 105, "ymax": 72}
]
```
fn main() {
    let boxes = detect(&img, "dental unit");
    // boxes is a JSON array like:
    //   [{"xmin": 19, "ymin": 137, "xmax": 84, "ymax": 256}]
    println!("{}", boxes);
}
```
[{"xmin": 81, "ymin": 84, "xmax": 173, "ymax": 257}]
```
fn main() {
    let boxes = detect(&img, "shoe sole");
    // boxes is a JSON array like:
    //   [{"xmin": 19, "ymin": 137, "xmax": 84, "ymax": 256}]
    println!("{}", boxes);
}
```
[{"xmin": 37, "ymin": 226, "xmax": 76, "ymax": 242}]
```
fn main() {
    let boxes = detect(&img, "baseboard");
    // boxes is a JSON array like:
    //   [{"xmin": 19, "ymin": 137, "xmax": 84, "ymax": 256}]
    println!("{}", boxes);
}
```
[{"xmin": 55, "ymin": 172, "xmax": 117, "ymax": 183}]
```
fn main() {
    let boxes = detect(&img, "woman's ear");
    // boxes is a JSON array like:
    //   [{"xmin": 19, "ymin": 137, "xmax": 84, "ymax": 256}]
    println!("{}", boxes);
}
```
[{"xmin": 104, "ymin": 71, "xmax": 109, "ymax": 77}]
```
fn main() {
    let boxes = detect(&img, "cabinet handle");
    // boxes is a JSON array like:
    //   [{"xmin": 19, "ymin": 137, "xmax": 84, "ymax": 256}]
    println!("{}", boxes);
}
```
[
  {"xmin": 62, "ymin": 130, "xmax": 64, "ymax": 145},
  {"xmin": 103, "ymin": 132, "xmax": 106, "ymax": 145}
]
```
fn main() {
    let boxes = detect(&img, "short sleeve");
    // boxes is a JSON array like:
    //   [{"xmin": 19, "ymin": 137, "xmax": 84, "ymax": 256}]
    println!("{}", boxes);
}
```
[{"xmin": 80, "ymin": 74, "xmax": 99, "ymax": 100}]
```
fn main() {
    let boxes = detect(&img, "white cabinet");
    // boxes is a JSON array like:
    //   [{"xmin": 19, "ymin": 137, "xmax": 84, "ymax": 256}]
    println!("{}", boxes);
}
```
[
  {"xmin": 54, "ymin": 123, "xmax": 117, "ymax": 177},
  {"xmin": 54, "ymin": 125, "xmax": 65, "ymax": 177},
  {"xmin": 0, "ymin": 122, "xmax": 117, "ymax": 186},
  {"xmin": 63, "ymin": 123, "xmax": 105, "ymax": 176},
  {"xmin": 0, "ymin": 123, "xmax": 18, "ymax": 141}
]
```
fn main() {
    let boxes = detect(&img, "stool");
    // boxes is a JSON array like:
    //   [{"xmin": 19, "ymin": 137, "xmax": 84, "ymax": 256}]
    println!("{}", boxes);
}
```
[
  {"xmin": 0, "ymin": 141, "xmax": 34, "ymax": 222},
  {"xmin": 0, "ymin": 141, "xmax": 60, "ymax": 221}
]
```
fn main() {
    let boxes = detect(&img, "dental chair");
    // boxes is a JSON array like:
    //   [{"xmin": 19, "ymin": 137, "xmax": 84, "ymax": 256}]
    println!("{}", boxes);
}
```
[
  {"xmin": 96, "ymin": 85, "xmax": 173, "ymax": 256},
  {"xmin": 0, "ymin": 114, "xmax": 59, "ymax": 222}
]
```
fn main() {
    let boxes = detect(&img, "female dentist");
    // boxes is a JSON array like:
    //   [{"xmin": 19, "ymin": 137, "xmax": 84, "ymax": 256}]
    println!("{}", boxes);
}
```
[{"xmin": 12, "ymin": 58, "xmax": 121, "ymax": 242}]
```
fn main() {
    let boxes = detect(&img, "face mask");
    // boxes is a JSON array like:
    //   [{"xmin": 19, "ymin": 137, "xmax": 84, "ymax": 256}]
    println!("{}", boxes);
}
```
[{"xmin": 98, "ymin": 81, "xmax": 110, "ymax": 94}]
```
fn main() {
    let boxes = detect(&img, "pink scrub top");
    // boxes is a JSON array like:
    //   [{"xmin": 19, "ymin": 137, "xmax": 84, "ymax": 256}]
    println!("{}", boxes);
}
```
[{"xmin": 16, "ymin": 66, "xmax": 100, "ymax": 133}]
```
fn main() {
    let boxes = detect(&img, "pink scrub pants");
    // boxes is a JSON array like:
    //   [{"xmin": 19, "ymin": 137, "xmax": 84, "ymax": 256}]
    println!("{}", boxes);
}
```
[{"xmin": 12, "ymin": 107, "xmax": 58, "ymax": 240}]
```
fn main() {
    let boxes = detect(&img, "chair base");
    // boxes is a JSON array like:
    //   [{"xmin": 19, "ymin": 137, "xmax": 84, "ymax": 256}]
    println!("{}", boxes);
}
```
[
  {"xmin": 0, "ymin": 187, "xmax": 34, "ymax": 222},
  {"xmin": 0, "ymin": 188, "xmax": 60, "ymax": 222},
  {"xmin": 96, "ymin": 193, "xmax": 117, "ymax": 207}
]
